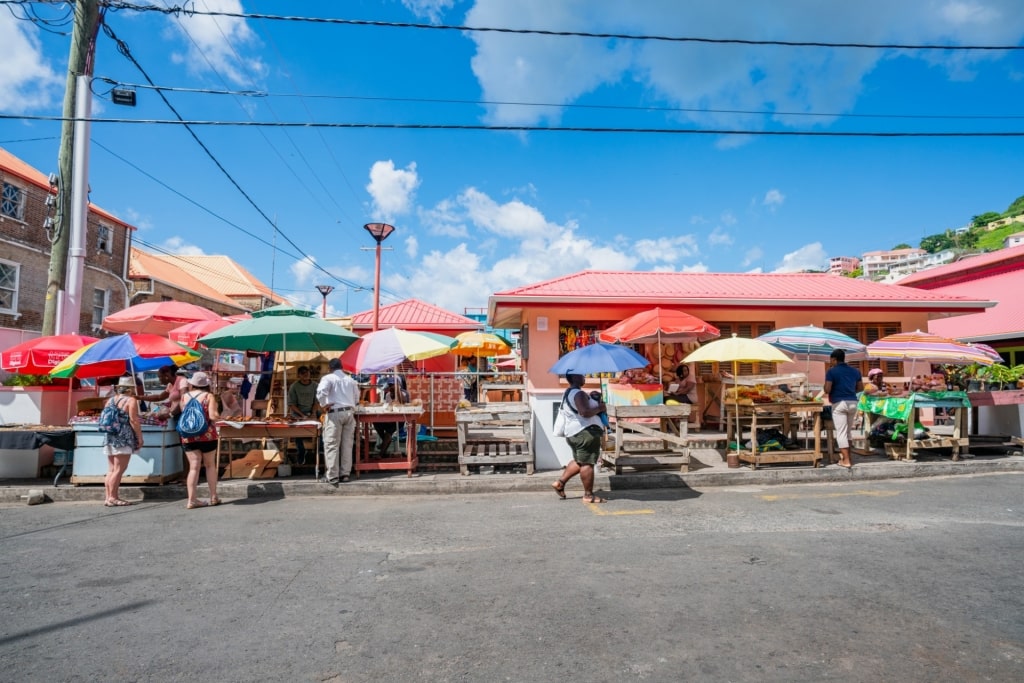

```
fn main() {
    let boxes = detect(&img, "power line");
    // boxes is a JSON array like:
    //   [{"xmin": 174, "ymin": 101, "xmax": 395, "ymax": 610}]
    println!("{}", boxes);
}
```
[
  {"xmin": 91, "ymin": 1, "xmax": 1024, "ymax": 51},
  {"xmin": 92, "ymin": 77, "xmax": 1024, "ymax": 122},
  {"xmin": 6, "ymin": 113, "xmax": 1024, "ymax": 136}
]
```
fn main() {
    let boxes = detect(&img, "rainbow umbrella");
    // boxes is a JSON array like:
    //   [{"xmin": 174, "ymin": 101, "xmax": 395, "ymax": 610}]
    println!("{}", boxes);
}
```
[
  {"xmin": 1, "ymin": 334, "xmax": 98, "ymax": 375},
  {"xmin": 866, "ymin": 330, "xmax": 997, "ymax": 366},
  {"xmin": 49, "ymin": 333, "xmax": 200, "ymax": 379},
  {"xmin": 341, "ymin": 328, "xmax": 456, "ymax": 374},
  {"xmin": 756, "ymin": 325, "xmax": 867, "ymax": 371}
]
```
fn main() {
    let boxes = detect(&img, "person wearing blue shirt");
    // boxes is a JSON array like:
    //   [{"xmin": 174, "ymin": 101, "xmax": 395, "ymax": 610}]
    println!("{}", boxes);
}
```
[{"xmin": 823, "ymin": 348, "xmax": 864, "ymax": 469}]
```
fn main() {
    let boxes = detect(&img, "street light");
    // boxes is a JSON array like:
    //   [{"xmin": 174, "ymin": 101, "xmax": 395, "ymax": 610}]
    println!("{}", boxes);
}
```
[
  {"xmin": 315, "ymin": 284, "xmax": 334, "ymax": 319},
  {"xmin": 363, "ymin": 222, "xmax": 395, "ymax": 331}
]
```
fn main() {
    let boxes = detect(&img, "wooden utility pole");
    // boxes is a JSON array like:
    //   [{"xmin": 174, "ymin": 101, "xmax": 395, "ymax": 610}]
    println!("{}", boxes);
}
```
[{"xmin": 42, "ymin": 0, "xmax": 99, "ymax": 335}]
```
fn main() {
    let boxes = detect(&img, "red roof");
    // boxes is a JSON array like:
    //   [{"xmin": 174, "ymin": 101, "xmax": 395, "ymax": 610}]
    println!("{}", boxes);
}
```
[
  {"xmin": 350, "ymin": 298, "xmax": 481, "ymax": 332},
  {"xmin": 897, "ymin": 245, "xmax": 1024, "ymax": 287},
  {"xmin": 490, "ymin": 270, "xmax": 991, "ymax": 327}
]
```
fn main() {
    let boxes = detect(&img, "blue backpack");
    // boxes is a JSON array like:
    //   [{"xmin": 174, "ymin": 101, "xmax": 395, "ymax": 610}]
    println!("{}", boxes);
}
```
[
  {"xmin": 97, "ymin": 397, "xmax": 128, "ymax": 434},
  {"xmin": 176, "ymin": 394, "xmax": 209, "ymax": 438}
]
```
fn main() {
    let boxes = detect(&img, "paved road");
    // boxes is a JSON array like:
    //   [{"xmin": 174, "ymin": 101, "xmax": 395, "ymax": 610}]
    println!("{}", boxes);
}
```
[{"xmin": 2, "ymin": 473, "xmax": 1023, "ymax": 682}]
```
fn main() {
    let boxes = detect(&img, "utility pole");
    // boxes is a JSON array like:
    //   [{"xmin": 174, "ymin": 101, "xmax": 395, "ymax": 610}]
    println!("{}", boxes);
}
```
[{"xmin": 42, "ymin": 0, "xmax": 99, "ymax": 335}]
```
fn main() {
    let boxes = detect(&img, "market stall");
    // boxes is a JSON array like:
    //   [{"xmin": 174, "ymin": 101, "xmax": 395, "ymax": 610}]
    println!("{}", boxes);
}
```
[
  {"xmin": 600, "ymin": 404, "xmax": 691, "ymax": 475},
  {"xmin": 456, "ymin": 403, "xmax": 532, "ymax": 475},
  {"xmin": 725, "ymin": 400, "xmax": 825, "ymax": 469},
  {"xmin": 0, "ymin": 424, "xmax": 75, "ymax": 481},
  {"xmin": 70, "ymin": 418, "xmax": 182, "ymax": 485},
  {"xmin": 858, "ymin": 391, "xmax": 970, "ymax": 461},
  {"xmin": 966, "ymin": 389, "xmax": 1024, "ymax": 439},
  {"xmin": 215, "ymin": 419, "xmax": 320, "ymax": 478},
  {"xmin": 353, "ymin": 405, "xmax": 424, "ymax": 477}
]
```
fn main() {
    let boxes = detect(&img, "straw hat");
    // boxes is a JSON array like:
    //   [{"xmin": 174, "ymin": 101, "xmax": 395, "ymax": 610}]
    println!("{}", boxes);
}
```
[
  {"xmin": 868, "ymin": 368, "xmax": 883, "ymax": 377},
  {"xmin": 116, "ymin": 376, "xmax": 136, "ymax": 390},
  {"xmin": 187, "ymin": 371, "xmax": 210, "ymax": 388}
]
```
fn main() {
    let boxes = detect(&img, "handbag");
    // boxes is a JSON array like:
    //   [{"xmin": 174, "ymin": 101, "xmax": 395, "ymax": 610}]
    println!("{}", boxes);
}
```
[{"xmin": 552, "ymin": 388, "xmax": 578, "ymax": 437}]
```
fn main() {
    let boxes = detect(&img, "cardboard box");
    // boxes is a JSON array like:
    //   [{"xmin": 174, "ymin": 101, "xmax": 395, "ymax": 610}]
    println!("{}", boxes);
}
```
[{"xmin": 223, "ymin": 449, "xmax": 282, "ymax": 479}]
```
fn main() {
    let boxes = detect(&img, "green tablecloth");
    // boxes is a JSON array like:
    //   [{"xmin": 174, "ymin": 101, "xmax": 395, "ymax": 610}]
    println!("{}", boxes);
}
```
[{"xmin": 857, "ymin": 391, "xmax": 971, "ymax": 423}]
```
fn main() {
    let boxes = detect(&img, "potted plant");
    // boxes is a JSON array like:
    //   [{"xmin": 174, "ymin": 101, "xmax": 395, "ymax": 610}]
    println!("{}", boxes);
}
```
[
  {"xmin": 985, "ymin": 363, "xmax": 1014, "ymax": 390},
  {"xmin": 962, "ymin": 363, "xmax": 986, "ymax": 392}
]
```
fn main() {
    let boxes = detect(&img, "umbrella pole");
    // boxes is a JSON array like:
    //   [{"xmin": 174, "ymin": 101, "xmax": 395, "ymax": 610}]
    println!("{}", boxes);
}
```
[{"xmin": 729, "ymin": 360, "xmax": 742, "ymax": 467}]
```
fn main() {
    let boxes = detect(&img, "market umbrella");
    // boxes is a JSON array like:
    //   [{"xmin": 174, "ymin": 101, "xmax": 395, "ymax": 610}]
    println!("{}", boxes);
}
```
[
  {"xmin": 866, "ymin": 330, "xmax": 997, "ymax": 373},
  {"xmin": 1, "ymin": 334, "xmax": 98, "ymax": 375},
  {"xmin": 198, "ymin": 304, "xmax": 359, "ymax": 412},
  {"xmin": 548, "ymin": 342, "xmax": 650, "ymax": 376},
  {"xmin": 599, "ymin": 307, "xmax": 720, "ymax": 378},
  {"xmin": 961, "ymin": 341, "xmax": 1003, "ymax": 364},
  {"xmin": 101, "ymin": 300, "xmax": 222, "ymax": 336},
  {"xmin": 683, "ymin": 334, "xmax": 794, "ymax": 460},
  {"xmin": 341, "ymin": 328, "xmax": 457, "ymax": 374},
  {"xmin": 451, "ymin": 331, "xmax": 512, "ymax": 401},
  {"xmin": 756, "ymin": 324, "xmax": 867, "ymax": 377},
  {"xmin": 49, "ymin": 333, "xmax": 200, "ymax": 379},
  {"xmin": 168, "ymin": 313, "xmax": 252, "ymax": 349}
]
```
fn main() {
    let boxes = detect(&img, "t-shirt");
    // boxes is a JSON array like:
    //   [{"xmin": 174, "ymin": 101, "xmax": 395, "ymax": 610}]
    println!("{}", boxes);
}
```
[
  {"xmin": 288, "ymin": 380, "xmax": 318, "ymax": 414},
  {"xmin": 825, "ymin": 363, "xmax": 862, "ymax": 403}
]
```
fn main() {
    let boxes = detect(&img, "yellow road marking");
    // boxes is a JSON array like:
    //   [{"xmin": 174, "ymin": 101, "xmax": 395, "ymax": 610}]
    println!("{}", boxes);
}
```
[{"xmin": 759, "ymin": 490, "xmax": 902, "ymax": 501}]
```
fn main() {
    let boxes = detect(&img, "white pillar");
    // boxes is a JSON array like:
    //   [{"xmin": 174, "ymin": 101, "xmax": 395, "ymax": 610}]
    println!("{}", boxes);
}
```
[{"xmin": 62, "ymin": 73, "xmax": 92, "ymax": 335}]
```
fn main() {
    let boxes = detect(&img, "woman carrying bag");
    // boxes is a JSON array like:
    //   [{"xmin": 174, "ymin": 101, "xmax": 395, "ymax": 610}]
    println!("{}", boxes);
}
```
[{"xmin": 177, "ymin": 372, "xmax": 221, "ymax": 509}]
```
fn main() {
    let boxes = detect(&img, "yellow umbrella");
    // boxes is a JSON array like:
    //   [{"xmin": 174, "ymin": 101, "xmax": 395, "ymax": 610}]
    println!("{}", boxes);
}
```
[
  {"xmin": 683, "ymin": 334, "xmax": 793, "ymax": 460},
  {"xmin": 451, "ymin": 331, "xmax": 511, "ymax": 402}
]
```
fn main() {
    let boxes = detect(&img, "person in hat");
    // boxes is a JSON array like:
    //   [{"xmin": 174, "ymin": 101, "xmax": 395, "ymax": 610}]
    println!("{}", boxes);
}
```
[
  {"xmin": 864, "ymin": 367, "xmax": 885, "ymax": 395},
  {"xmin": 178, "ymin": 371, "xmax": 221, "ymax": 509},
  {"xmin": 551, "ymin": 372, "xmax": 608, "ymax": 504},
  {"xmin": 102, "ymin": 375, "xmax": 143, "ymax": 507}
]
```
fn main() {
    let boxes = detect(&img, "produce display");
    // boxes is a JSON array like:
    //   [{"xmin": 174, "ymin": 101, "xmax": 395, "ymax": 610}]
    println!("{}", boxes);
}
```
[{"xmin": 723, "ymin": 385, "xmax": 808, "ymax": 405}]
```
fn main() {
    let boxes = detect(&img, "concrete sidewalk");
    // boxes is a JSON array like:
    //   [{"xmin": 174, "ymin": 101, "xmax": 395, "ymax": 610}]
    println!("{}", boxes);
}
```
[{"xmin": 3, "ymin": 446, "xmax": 1023, "ymax": 504}]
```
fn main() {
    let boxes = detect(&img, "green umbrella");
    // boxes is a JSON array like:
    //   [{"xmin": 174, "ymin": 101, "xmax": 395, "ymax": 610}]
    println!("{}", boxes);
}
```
[{"xmin": 198, "ymin": 306, "xmax": 359, "ymax": 414}]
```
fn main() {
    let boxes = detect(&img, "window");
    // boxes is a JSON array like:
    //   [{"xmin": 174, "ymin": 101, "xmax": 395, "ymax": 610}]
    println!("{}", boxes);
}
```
[
  {"xmin": 696, "ymin": 322, "xmax": 777, "ymax": 376},
  {"xmin": 97, "ymin": 224, "xmax": 113, "ymax": 253},
  {"xmin": 825, "ymin": 322, "xmax": 902, "ymax": 376},
  {"xmin": 91, "ymin": 288, "xmax": 109, "ymax": 328},
  {"xmin": 1, "ymin": 182, "xmax": 26, "ymax": 221},
  {"xmin": 0, "ymin": 259, "xmax": 19, "ymax": 313}
]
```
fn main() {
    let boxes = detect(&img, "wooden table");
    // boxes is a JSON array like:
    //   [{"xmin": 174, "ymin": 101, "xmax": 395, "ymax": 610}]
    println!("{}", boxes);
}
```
[
  {"xmin": 725, "ymin": 401, "xmax": 824, "ymax": 469},
  {"xmin": 600, "ymin": 404, "xmax": 691, "ymax": 475},
  {"xmin": 480, "ymin": 382, "xmax": 525, "ymax": 402},
  {"xmin": 354, "ymin": 406, "xmax": 424, "ymax": 478},
  {"xmin": 215, "ymin": 420, "xmax": 320, "ymax": 478},
  {"xmin": 858, "ymin": 392, "xmax": 970, "ymax": 461},
  {"xmin": 456, "ymin": 403, "xmax": 533, "ymax": 475}
]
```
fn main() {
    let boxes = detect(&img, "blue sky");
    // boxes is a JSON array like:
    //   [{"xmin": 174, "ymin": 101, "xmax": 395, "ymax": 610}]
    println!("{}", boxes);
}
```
[{"xmin": 2, "ymin": 0, "xmax": 1023, "ymax": 319}]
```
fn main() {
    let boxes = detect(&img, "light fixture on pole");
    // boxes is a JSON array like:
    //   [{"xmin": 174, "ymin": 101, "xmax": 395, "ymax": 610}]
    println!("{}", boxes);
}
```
[
  {"xmin": 315, "ymin": 285, "xmax": 334, "ymax": 319},
  {"xmin": 363, "ymin": 223, "xmax": 395, "ymax": 331}
]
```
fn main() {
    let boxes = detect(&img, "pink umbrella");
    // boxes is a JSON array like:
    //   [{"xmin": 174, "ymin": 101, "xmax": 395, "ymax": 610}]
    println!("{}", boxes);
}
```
[
  {"xmin": 169, "ymin": 314, "xmax": 252, "ymax": 349},
  {"xmin": 1, "ymin": 334, "xmax": 98, "ymax": 375},
  {"xmin": 102, "ymin": 301, "xmax": 222, "ymax": 335}
]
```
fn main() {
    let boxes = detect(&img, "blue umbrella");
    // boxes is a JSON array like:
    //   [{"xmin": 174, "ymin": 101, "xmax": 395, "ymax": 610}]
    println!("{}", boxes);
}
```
[
  {"xmin": 756, "ymin": 325, "xmax": 866, "ymax": 363},
  {"xmin": 549, "ymin": 343, "xmax": 649, "ymax": 375}
]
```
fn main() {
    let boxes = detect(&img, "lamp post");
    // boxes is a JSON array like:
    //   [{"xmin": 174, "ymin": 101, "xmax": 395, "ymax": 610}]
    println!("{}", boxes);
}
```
[
  {"xmin": 315, "ymin": 284, "xmax": 334, "ymax": 319},
  {"xmin": 363, "ymin": 223, "xmax": 395, "ymax": 331}
]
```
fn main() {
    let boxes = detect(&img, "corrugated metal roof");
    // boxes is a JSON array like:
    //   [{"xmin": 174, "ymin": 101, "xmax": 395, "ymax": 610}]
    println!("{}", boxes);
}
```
[
  {"xmin": 922, "ymin": 268, "xmax": 1024, "ymax": 342},
  {"xmin": 493, "ymin": 270, "xmax": 987, "ymax": 305},
  {"xmin": 129, "ymin": 249, "xmax": 248, "ymax": 309},
  {"xmin": 1, "ymin": 146, "xmax": 131, "ymax": 227},
  {"xmin": 350, "ymin": 298, "xmax": 482, "ymax": 331},
  {"xmin": 897, "ymin": 245, "xmax": 1024, "ymax": 287},
  {"xmin": 169, "ymin": 255, "xmax": 281, "ymax": 302}
]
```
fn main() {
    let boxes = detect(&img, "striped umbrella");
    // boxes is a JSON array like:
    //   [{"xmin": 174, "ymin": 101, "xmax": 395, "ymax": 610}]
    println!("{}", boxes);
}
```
[
  {"xmin": 341, "ymin": 328, "xmax": 456, "ymax": 374},
  {"xmin": 866, "ymin": 330, "xmax": 997, "ymax": 367},
  {"xmin": 961, "ymin": 342, "xmax": 1002, "ymax": 364},
  {"xmin": 756, "ymin": 325, "xmax": 867, "ymax": 363}
]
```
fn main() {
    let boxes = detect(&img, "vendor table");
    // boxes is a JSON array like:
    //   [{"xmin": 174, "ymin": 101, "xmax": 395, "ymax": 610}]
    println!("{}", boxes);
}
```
[
  {"xmin": 600, "ymin": 404, "xmax": 691, "ymax": 475},
  {"xmin": 354, "ymin": 406, "xmax": 423, "ymax": 478},
  {"xmin": 71, "ymin": 422, "xmax": 182, "ymax": 485},
  {"xmin": 725, "ymin": 401, "xmax": 824, "ymax": 469},
  {"xmin": 858, "ymin": 391, "xmax": 970, "ymax": 461},
  {"xmin": 0, "ymin": 425, "xmax": 76, "ymax": 484},
  {"xmin": 456, "ymin": 403, "xmax": 533, "ymax": 475},
  {"xmin": 480, "ymin": 382, "xmax": 525, "ymax": 402},
  {"xmin": 966, "ymin": 390, "xmax": 1024, "ymax": 438},
  {"xmin": 215, "ymin": 420, "xmax": 320, "ymax": 478}
]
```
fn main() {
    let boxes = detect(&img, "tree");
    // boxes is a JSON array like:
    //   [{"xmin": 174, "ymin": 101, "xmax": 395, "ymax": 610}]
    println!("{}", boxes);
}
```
[
  {"xmin": 1006, "ymin": 194, "xmax": 1024, "ymax": 216},
  {"xmin": 892, "ymin": 242, "xmax": 912, "ymax": 250},
  {"xmin": 972, "ymin": 212, "xmax": 1001, "ymax": 228}
]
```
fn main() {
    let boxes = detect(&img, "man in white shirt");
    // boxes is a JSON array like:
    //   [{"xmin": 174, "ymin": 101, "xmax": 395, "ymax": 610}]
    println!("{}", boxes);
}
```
[{"xmin": 315, "ymin": 358, "xmax": 359, "ymax": 485}]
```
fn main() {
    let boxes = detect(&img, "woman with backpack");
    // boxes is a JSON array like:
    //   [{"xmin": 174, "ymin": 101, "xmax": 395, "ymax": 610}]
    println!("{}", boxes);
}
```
[
  {"xmin": 102, "ymin": 376, "xmax": 143, "ymax": 507},
  {"xmin": 177, "ymin": 372, "xmax": 221, "ymax": 509}
]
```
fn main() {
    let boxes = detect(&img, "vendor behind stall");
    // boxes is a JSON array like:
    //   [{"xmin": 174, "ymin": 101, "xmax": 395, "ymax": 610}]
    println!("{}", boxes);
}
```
[
  {"xmin": 664, "ymin": 362, "xmax": 697, "ymax": 404},
  {"xmin": 374, "ymin": 375, "xmax": 410, "ymax": 456}
]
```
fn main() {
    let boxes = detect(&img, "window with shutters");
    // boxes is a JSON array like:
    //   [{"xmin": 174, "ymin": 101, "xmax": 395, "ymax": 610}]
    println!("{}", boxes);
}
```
[
  {"xmin": 824, "ymin": 322, "xmax": 901, "ymax": 375},
  {"xmin": 691, "ymin": 321, "xmax": 777, "ymax": 377},
  {"xmin": 91, "ymin": 288, "xmax": 109, "ymax": 329}
]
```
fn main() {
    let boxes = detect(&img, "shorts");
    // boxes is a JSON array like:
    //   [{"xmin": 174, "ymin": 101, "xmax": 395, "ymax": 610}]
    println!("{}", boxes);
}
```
[
  {"xmin": 567, "ymin": 425, "xmax": 603, "ymax": 466},
  {"xmin": 183, "ymin": 440, "xmax": 217, "ymax": 454}
]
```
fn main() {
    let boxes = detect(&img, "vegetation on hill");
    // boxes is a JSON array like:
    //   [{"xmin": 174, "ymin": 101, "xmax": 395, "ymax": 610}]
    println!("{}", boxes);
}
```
[{"xmin": 913, "ymin": 193, "xmax": 1024, "ymax": 254}]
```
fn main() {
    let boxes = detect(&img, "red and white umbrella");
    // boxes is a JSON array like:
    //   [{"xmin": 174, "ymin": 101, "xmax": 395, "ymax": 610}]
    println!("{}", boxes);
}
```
[
  {"xmin": 168, "ymin": 314, "xmax": 251, "ymax": 349},
  {"xmin": 102, "ymin": 301, "xmax": 222, "ymax": 335},
  {"xmin": 867, "ymin": 330, "xmax": 997, "ymax": 369},
  {"xmin": 1, "ymin": 334, "xmax": 98, "ymax": 375}
]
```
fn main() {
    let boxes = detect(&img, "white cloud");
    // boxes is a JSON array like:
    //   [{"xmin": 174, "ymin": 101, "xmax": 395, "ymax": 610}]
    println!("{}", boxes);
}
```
[
  {"xmin": 0, "ymin": 13, "xmax": 62, "ymax": 113},
  {"xmin": 763, "ymin": 189, "xmax": 785, "ymax": 209},
  {"xmin": 773, "ymin": 242, "xmax": 829, "ymax": 272},
  {"xmin": 707, "ymin": 227, "xmax": 733, "ymax": 246},
  {"xmin": 405, "ymin": 235, "xmax": 419, "ymax": 259},
  {"xmin": 680, "ymin": 262, "xmax": 709, "ymax": 273},
  {"xmin": 460, "ymin": 187, "xmax": 554, "ymax": 238},
  {"xmin": 632, "ymin": 235, "xmax": 699, "ymax": 263},
  {"xmin": 742, "ymin": 246, "xmax": 764, "ymax": 268},
  {"xmin": 160, "ymin": 236, "xmax": 205, "ymax": 255},
  {"xmin": 720, "ymin": 211, "xmax": 737, "ymax": 226},
  {"xmin": 167, "ymin": 0, "xmax": 265, "ymax": 86},
  {"xmin": 367, "ymin": 160, "xmax": 421, "ymax": 222},
  {"xmin": 419, "ymin": 199, "xmax": 470, "ymax": 238},
  {"xmin": 290, "ymin": 256, "xmax": 317, "ymax": 285},
  {"xmin": 401, "ymin": 0, "xmax": 456, "ymax": 23}
]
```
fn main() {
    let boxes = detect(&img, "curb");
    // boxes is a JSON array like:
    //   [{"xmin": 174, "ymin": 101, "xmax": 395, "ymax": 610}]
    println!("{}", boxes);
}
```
[{"xmin": 2, "ymin": 456, "xmax": 1023, "ymax": 504}]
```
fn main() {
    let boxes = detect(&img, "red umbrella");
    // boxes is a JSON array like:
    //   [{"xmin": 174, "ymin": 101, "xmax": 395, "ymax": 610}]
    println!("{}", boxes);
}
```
[
  {"xmin": 101, "ymin": 301, "xmax": 222, "ymax": 335},
  {"xmin": 168, "ymin": 314, "xmax": 252, "ymax": 349},
  {"xmin": 1, "ymin": 334, "xmax": 98, "ymax": 374},
  {"xmin": 599, "ymin": 308, "xmax": 720, "ymax": 344}
]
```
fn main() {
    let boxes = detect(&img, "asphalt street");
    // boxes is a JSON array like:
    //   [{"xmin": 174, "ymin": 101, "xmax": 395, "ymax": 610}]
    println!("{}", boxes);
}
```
[{"xmin": 2, "ymin": 473, "xmax": 1022, "ymax": 682}]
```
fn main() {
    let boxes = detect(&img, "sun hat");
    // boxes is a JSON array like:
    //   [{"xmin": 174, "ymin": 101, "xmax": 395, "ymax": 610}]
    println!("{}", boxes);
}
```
[
  {"xmin": 187, "ymin": 371, "xmax": 211, "ymax": 388},
  {"xmin": 868, "ymin": 368, "xmax": 883, "ymax": 376},
  {"xmin": 116, "ymin": 376, "xmax": 136, "ymax": 390}
]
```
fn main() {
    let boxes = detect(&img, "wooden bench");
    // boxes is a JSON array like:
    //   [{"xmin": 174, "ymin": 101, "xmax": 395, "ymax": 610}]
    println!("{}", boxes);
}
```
[
  {"xmin": 456, "ymin": 404, "xmax": 533, "ymax": 475},
  {"xmin": 601, "ymin": 404, "xmax": 691, "ymax": 475}
]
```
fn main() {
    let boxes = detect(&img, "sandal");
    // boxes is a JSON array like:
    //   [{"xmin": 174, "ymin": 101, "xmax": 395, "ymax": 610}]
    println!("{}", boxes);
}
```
[
  {"xmin": 104, "ymin": 499, "xmax": 132, "ymax": 507},
  {"xmin": 186, "ymin": 500, "xmax": 208, "ymax": 510},
  {"xmin": 552, "ymin": 479, "xmax": 567, "ymax": 500},
  {"xmin": 582, "ymin": 494, "xmax": 607, "ymax": 504},
  {"xmin": 209, "ymin": 498, "xmax": 222, "ymax": 507}
]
